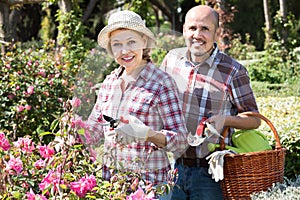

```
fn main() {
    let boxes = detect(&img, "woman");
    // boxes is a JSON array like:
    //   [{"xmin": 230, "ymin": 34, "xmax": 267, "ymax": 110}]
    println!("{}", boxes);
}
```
[{"xmin": 86, "ymin": 10, "xmax": 188, "ymax": 189}]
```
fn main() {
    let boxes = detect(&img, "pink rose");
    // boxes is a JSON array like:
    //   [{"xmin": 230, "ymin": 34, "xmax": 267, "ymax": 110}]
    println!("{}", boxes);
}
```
[
  {"xmin": 70, "ymin": 174, "xmax": 97, "ymax": 198},
  {"xmin": 5, "ymin": 155, "xmax": 23, "ymax": 174},
  {"xmin": 0, "ymin": 132, "xmax": 11, "ymax": 151},
  {"xmin": 27, "ymin": 86, "xmax": 35, "ymax": 95},
  {"xmin": 16, "ymin": 105, "xmax": 24, "ymax": 112},
  {"xmin": 71, "ymin": 97, "xmax": 81, "ymax": 108},
  {"xmin": 34, "ymin": 159, "xmax": 46, "ymax": 170},
  {"xmin": 39, "ymin": 170, "xmax": 63, "ymax": 193},
  {"xmin": 26, "ymin": 188, "xmax": 48, "ymax": 200},
  {"xmin": 126, "ymin": 187, "xmax": 156, "ymax": 200},
  {"xmin": 38, "ymin": 68, "xmax": 46, "ymax": 77},
  {"xmin": 25, "ymin": 105, "xmax": 32, "ymax": 111},
  {"xmin": 13, "ymin": 137, "xmax": 35, "ymax": 153},
  {"xmin": 38, "ymin": 144, "xmax": 55, "ymax": 159}
]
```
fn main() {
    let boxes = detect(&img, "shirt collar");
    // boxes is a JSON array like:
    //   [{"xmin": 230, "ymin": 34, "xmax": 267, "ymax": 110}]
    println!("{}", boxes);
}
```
[
  {"xmin": 116, "ymin": 61, "xmax": 153, "ymax": 82},
  {"xmin": 139, "ymin": 61, "xmax": 154, "ymax": 81},
  {"xmin": 184, "ymin": 43, "xmax": 219, "ymax": 68}
]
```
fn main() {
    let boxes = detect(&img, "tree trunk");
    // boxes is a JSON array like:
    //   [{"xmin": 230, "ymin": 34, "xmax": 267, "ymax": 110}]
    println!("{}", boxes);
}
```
[
  {"xmin": 0, "ymin": 2, "xmax": 10, "ymax": 55},
  {"xmin": 57, "ymin": 0, "xmax": 72, "ymax": 46},
  {"xmin": 82, "ymin": 0, "xmax": 99, "ymax": 23},
  {"xmin": 58, "ymin": 0, "xmax": 72, "ymax": 13},
  {"xmin": 263, "ymin": 0, "xmax": 272, "ymax": 48},
  {"xmin": 279, "ymin": 0, "xmax": 287, "ymax": 45}
]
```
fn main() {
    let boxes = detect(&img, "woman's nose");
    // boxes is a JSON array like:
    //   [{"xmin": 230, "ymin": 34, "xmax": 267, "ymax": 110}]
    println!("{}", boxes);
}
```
[{"xmin": 121, "ymin": 45, "xmax": 129, "ymax": 54}]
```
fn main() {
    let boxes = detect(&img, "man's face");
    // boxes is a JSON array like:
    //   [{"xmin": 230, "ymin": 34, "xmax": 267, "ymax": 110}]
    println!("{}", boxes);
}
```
[{"xmin": 183, "ymin": 12, "xmax": 219, "ymax": 62}]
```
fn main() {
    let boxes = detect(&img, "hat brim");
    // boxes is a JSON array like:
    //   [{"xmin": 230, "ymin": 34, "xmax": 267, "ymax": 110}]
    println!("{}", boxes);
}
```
[{"xmin": 97, "ymin": 21, "xmax": 156, "ymax": 51}]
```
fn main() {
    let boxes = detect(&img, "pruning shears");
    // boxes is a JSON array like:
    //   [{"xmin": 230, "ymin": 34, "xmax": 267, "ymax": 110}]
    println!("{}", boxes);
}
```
[{"xmin": 102, "ymin": 115, "xmax": 120, "ymax": 130}]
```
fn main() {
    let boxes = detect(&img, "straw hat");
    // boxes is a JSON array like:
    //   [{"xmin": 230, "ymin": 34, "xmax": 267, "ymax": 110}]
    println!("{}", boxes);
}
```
[{"xmin": 97, "ymin": 10, "xmax": 156, "ymax": 53}]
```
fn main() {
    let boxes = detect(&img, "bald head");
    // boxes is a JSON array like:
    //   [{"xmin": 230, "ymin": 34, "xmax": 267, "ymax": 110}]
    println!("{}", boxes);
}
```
[{"xmin": 185, "ymin": 5, "xmax": 219, "ymax": 28}]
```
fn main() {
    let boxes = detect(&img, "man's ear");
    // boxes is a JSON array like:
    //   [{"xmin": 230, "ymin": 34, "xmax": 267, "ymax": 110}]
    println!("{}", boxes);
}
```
[
  {"xmin": 182, "ymin": 24, "xmax": 187, "ymax": 37},
  {"xmin": 215, "ymin": 27, "xmax": 221, "ymax": 41}
]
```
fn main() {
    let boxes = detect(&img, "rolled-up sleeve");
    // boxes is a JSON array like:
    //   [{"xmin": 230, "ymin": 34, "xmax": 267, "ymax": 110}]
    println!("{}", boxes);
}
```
[{"xmin": 157, "ymin": 76, "xmax": 188, "ymax": 158}]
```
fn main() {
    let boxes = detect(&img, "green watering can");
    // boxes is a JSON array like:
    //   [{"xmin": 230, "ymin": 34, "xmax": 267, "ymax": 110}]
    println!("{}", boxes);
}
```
[{"xmin": 208, "ymin": 129, "xmax": 272, "ymax": 154}]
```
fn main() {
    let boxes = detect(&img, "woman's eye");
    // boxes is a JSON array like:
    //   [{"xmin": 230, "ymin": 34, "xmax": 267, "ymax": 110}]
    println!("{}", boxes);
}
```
[
  {"xmin": 128, "ymin": 40, "xmax": 136, "ymax": 46},
  {"xmin": 112, "ymin": 43, "xmax": 122, "ymax": 47}
]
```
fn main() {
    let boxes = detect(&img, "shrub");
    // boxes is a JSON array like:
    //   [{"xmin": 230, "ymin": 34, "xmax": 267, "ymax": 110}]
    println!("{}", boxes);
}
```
[
  {"xmin": 256, "ymin": 96, "xmax": 300, "ymax": 180},
  {"xmin": 251, "ymin": 175, "xmax": 300, "ymax": 199},
  {"xmin": 0, "ymin": 100, "xmax": 175, "ymax": 199},
  {"xmin": 0, "ymin": 41, "xmax": 75, "ymax": 138}
]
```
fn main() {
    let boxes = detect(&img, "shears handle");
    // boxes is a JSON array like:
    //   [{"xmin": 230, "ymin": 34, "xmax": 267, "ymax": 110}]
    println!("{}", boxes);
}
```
[{"xmin": 196, "ymin": 117, "xmax": 208, "ymax": 136}]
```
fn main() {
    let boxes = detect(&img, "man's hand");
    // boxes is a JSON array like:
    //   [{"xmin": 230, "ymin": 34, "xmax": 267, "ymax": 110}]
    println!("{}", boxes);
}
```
[
  {"xmin": 205, "ymin": 114, "xmax": 226, "ymax": 133},
  {"xmin": 115, "ymin": 115, "xmax": 150, "ymax": 145}
]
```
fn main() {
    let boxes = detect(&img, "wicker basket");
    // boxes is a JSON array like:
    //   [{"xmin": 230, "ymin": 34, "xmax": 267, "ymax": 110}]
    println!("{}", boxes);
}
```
[{"xmin": 219, "ymin": 112, "xmax": 286, "ymax": 200}]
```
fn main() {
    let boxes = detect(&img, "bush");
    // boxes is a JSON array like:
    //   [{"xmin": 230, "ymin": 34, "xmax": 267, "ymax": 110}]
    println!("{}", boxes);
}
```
[
  {"xmin": 0, "ymin": 100, "xmax": 174, "ymax": 199},
  {"xmin": 247, "ymin": 41, "xmax": 299, "ymax": 84},
  {"xmin": 256, "ymin": 96, "xmax": 300, "ymax": 180},
  {"xmin": 228, "ymin": 33, "xmax": 256, "ymax": 60},
  {"xmin": 0, "ymin": 41, "xmax": 76, "ymax": 138},
  {"xmin": 251, "ymin": 175, "xmax": 300, "ymax": 199}
]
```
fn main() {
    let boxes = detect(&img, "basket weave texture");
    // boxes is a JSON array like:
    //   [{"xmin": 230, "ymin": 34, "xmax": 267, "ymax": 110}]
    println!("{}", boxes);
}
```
[{"xmin": 219, "ymin": 112, "xmax": 286, "ymax": 200}]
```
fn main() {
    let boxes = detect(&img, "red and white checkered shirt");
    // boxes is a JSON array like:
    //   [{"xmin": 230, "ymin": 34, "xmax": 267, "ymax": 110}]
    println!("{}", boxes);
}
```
[
  {"xmin": 87, "ymin": 61, "xmax": 188, "ymax": 185},
  {"xmin": 160, "ymin": 46, "xmax": 259, "ymax": 158}
]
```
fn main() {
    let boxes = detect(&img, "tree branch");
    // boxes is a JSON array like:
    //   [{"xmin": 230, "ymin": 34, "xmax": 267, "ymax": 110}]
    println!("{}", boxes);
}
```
[
  {"xmin": 5, "ymin": 0, "xmax": 47, "ymax": 5},
  {"xmin": 148, "ymin": 0, "xmax": 172, "ymax": 20}
]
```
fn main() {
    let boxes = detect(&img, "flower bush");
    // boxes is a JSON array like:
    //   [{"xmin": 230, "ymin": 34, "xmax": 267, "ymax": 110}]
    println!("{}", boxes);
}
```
[
  {"xmin": 0, "ymin": 99, "xmax": 176, "ymax": 199},
  {"xmin": 0, "ymin": 41, "xmax": 76, "ymax": 138}
]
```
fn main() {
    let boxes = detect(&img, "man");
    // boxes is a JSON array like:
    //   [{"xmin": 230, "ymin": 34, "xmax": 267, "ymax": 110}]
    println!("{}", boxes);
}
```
[{"xmin": 160, "ymin": 5, "xmax": 261, "ymax": 200}]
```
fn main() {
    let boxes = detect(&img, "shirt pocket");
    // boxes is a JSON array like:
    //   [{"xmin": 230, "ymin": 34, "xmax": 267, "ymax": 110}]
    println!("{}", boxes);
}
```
[{"xmin": 129, "ymin": 90, "xmax": 155, "ymax": 115}]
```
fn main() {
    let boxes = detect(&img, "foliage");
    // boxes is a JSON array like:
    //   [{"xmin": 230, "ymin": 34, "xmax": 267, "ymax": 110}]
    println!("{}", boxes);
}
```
[
  {"xmin": 0, "ymin": 41, "xmax": 74, "ymax": 138},
  {"xmin": 0, "ymin": 100, "xmax": 175, "ymax": 199},
  {"xmin": 150, "ymin": 30, "xmax": 185, "ymax": 66},
  {"xmin": 272, "ymin": 11, "xmax": 300, "ymax": 51},
  {"xmin": 55, "ymin": 9, "xmax": 93, "ymax": 68},
  {"xmin": 0, "ymin": 7, "xmax": 97, "ymax": 138},
  {"xmin": 256, "ymin": 96, "xmax": 300, "ymax": 180},
  {"xmin": 251, "ymin": 78, "xmax": 300, "ymax": 98},
  {"xmin": 228, "ymin": 33, "xmax": 256, "ymax": 60},
  {"xmin": 251, "ymin": 175, "xmax": 300, "ymax": 200},
  {"xmin": 125, "ymin": 0, "xmax": 156, "ymax": 27},
  {"xmin": 246, "ymin": 42, "xmax": 299, "ymax": 84}
]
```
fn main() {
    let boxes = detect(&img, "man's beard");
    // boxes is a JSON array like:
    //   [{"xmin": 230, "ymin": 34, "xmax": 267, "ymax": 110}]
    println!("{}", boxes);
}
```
[{"xmin": 190, "ymin": 44, "xmax": 214, "ymax": 61}]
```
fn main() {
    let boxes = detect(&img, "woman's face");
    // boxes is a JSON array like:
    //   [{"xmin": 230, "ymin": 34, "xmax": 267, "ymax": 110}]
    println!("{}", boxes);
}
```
[{"xmin": 110, "ymin": 29, "xmax": 147, "ymax": 74}]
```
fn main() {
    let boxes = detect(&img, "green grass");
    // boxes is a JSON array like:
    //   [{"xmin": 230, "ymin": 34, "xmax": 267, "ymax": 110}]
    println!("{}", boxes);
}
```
[{"xmin": 252, "ymin": 79, "xmax": 300, "ymax": 97}]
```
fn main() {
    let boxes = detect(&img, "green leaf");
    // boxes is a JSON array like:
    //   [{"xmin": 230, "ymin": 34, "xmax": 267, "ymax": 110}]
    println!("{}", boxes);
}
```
[
  {"xmin": 77, "ymin": 128, "xmax": 85, "ymax": 135},
  {"xmin": 39, "ymin": 131, "xmax": 53, "ymax": 137},
  {"xmin": 50, "ymin": 118, "xmax": 59, "ymax": 130}
]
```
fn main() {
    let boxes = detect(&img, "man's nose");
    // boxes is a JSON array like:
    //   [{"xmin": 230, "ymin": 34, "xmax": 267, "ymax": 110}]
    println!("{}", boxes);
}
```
[{"xmin": 193, "ymin": 29, "xmax": 202, "ymax": 38}]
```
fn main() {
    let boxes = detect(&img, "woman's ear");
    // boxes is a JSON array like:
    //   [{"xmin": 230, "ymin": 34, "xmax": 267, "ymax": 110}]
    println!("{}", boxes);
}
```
[{"xmin": 142, "ymin": 35, "xmax": 148, "ymax": 48}]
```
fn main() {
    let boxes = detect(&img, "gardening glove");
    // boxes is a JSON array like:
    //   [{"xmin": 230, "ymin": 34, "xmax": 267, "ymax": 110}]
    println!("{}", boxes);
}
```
[
  {"xmin": 206, "ymin": 150, "xmax": 234, "ymax": 182},
  {"xmin": 115, "ymin": 115, "xmax": 150, "ymax": 145},
  {"xmin": 103, "ymin": 130, "xmax": 116, "ymax": 143}
]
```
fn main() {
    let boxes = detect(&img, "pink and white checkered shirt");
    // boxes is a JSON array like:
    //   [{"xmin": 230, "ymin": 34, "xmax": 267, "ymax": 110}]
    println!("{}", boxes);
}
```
[{"xmin": 87, "ymin": 61, "xmax": 188, "ymax": 185}]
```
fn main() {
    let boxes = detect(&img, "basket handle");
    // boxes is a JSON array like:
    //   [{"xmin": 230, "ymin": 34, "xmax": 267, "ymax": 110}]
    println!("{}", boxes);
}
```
[{"xmin": 219, "ymin": 111, "xmax": 282, "ymax": 150}]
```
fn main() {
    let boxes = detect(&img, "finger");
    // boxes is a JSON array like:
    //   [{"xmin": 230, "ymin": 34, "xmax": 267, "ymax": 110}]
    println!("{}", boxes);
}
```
[
  {"xmin": 120, "ymin": 116, "xmax": 129, "ymax": 124},
  {"xmin": 205, "ymin": 115, "xmax": 216, "ymax": 123}
]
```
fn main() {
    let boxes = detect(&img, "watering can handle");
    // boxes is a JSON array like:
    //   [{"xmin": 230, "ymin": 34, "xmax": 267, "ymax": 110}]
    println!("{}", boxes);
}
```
[{"xmin": 219, "ymin": 112, "xmax": 282, "ymax": 150}]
